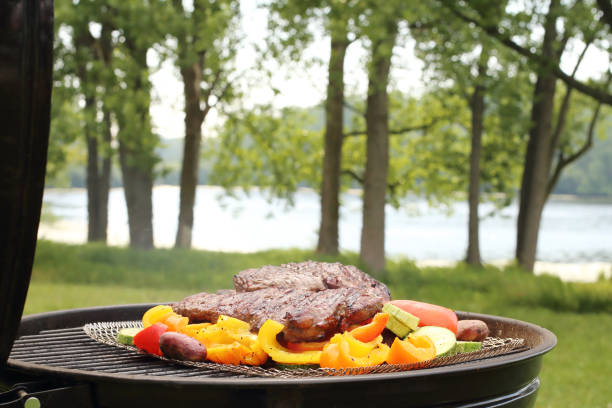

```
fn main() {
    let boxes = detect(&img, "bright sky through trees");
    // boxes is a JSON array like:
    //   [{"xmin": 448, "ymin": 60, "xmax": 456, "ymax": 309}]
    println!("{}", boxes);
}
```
[{"xmin": 149, "ymin": 1, "xmax": 609, "ymax": 140}]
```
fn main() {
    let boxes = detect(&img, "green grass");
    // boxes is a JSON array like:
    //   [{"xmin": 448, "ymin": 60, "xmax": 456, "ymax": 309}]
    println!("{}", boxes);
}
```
[{"xmin": 24, "ymin": 240, "xmax": 612, "ymax": 408}]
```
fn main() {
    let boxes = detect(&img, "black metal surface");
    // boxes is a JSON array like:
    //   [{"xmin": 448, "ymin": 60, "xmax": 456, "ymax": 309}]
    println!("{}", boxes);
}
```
[
  {"xmin": 0, "ymin": 0, "xmax": 54, "ymax": 366},
  {"xmin": 4, "ymin": 304, "xmax": 555, "ymax": 408},
  {"xmin": 0, "ymin": 380, "xmax": 94, "ymax": 408}
]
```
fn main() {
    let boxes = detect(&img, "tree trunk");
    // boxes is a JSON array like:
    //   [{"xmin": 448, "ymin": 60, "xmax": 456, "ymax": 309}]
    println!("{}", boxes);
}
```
[
  {"xmin": 316, "ymin": 30, "xmax": 348, "ymax": 255},
  {"xmin": 360, "ymin": 22, "xmax": 397, "ymax": 275},
  {"xmin": 99, "ymin": 107, "xmax": 112, "ymax": 240},
  {"xmin": 466, "ymin": 82, "xmax": 484, "ymax": 267},
  {"xmin": 117, "ymin": 45, "xmax": 155, "ymax": 250},
  {"xmin": 515, "ymin": 0, "xmax": 560, "ymax": 272},
  {"xmin": 86, "ymin": 103, "xmax": 112, "ymax": 243},
  {"xmin": 175, "ymin": 62, "xmax": 204, "ymax": 249},
  {"xmin": 118, "ymin": 139, "xmax": 154, "ymax": 249},
  {"xmin": 85, "ymin": 96, "xmax": 101, "ymax": 242}
]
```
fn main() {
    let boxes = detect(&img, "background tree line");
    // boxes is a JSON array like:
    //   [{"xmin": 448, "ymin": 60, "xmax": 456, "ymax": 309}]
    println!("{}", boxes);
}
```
[{"xmin": 49, "ymin": 0, "xmax": 612, "ymax": 275}]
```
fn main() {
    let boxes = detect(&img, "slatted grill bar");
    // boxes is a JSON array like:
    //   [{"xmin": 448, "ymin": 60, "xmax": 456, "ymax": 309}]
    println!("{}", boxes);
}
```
[{"xmin": 8, "ymin": 327, "xmax": 245, "ymax": 379}]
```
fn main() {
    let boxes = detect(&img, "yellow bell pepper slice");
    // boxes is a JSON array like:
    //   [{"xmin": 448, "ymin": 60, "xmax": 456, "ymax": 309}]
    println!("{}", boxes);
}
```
[
  {"xmin": 196, "ymin": 324, "xmax": 234, "ymax": 346},
  {"xmin": 217, "ymin": 315, "xmax": 251, "ymax": 332},
  {"xmin": 258, "ymin": 320, "xmax": 321, "ymax": 365},
  {"xmin": 179, "ymin": 323, "xmax": 211, "ymax": 338},
  {"xmin": 195, "ymin": 316, "xmax": 268, "ymax": 366},
  {"xmin": 142, "ymin": 305, "xmax": 173, "ymax": 328}
]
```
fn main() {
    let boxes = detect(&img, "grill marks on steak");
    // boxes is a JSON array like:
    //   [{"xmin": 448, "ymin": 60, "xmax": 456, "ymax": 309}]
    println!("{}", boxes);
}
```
[
  {"xmin": 233, "ymin": 260, "xmax": 391, "ymax": 300},
  {"xmin": 173, "ymin": 288, "xmax": 305, "ymax": 330},
  {"xmin": 173, "ymin": 261, "xmax": 391, "ymax": 342}
]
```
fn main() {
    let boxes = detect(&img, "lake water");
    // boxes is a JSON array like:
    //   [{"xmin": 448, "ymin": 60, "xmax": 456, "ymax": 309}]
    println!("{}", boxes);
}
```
[{"xmin": 40, "ymin": 186, "xmax": 612, "ymax": 267}]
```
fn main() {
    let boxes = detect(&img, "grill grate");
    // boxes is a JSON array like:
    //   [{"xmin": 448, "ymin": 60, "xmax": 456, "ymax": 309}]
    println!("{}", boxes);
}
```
[
  {"xmin": 8, "ymin": 323, "xmax": 528, "ymax": 380},
  {"xmin": 8, "ymin": 326, "xmax": 249, "ymax": 379}
]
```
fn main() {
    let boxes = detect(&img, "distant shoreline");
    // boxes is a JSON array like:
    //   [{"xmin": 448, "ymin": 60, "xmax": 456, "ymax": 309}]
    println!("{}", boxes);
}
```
[
  {"xmin": 414, "ymin": 259, "xmax": 611, "ymax": 283},
  {"xmin": 40, "ymin": 186, "xmax": 612, "ymax": 283},
  {"xmin": 43, "ymin": 185, "xmax": 612, "ymax": 204}
]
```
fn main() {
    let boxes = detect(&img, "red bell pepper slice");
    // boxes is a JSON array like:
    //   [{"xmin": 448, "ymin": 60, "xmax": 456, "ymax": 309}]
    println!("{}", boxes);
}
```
[
  {"xmin": 133, "ymin": 323, "xmax": 168, "ymax": 356},
  {"xmin": 390, "ymin": 300, "xmax": 458, "ymax": 334}
]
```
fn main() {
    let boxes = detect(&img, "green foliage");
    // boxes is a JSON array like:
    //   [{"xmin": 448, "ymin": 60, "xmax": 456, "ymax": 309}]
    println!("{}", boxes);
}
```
[
  {"xmin": 206, "ymin": 107, "xmax": 323, "ymax": 205},
  {"xmin": 166, "ymin": 0, "xmax": 242, "ymax": 109},
  {"xmin": 32, "ymin": 241, "xmax": 612, "ymax": 315},
  {"xmin": 556, "ymin": 132, "xmax": 612, "ymax": 195},
  {"xmin": 53, "ymin": 0, "xmax": 170, "ymax": 178},
  {"xmin": 47, "ymin": 84, "xmax": 85, "ymax": 185},
  {"xmin": 411, "ymin": 0, "xmax": 530, "ymax": 210},
  {"xmin": 385, "ymin": 261, "xmax": 612, "ymax": 315},
  {"xmin": 343, "ymin": 91, "xmax": 470, "ymax": 208}
]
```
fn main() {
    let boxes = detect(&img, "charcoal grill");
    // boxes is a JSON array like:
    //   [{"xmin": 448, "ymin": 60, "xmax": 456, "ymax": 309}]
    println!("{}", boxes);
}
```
[{"xmin": 0, "ymin": 1, "xmax": 556, "ymax": 407}]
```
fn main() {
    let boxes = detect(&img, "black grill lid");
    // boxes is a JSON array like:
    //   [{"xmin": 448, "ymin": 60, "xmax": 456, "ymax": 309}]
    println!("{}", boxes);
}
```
[{"xmin": 0, "ymin": 0, "xmax": 54, "ymax": 365}]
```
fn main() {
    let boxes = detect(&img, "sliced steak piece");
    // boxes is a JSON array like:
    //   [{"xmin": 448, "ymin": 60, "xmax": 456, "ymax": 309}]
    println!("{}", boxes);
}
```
[
  {"xmin": 282, "ymin": 287, "xmax": 386, "ymax": 342},
  {"xmin": 233, "ymin": 264, "xmax": 327, "ymax": 293},
  {"xmin": 233, "ymin": 260, "xmax": 391, "ymax": 301},
  {"xmin": 172, "ymin": 287, "xmax": 386, "ymax": 342},
  {"xmin": 172, "ymin": 288, "xmax": 312, "ymax": 330}
]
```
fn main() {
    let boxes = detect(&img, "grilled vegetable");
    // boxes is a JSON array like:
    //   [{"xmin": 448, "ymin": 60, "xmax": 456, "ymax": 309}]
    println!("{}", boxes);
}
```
[
  {"xmin": 286, "ymin": 340, "xmax": 329, "ymax": 352},
  {"xmin": 456, "ymin": 320, "xmax": 489, "ymax": 342},
  {"xmin": 382, "ymin": 303, "xmax": 420, "ymax": 330},
  {"xmin": 319, "ymin": 332, "xmax": 389, "ymax": 369},
  {"xmin": 117, "ymin": 328, "xmax": 141, "ymax": 346},
  {"xmin": 390, "ymin": 300, "xmax": 457, "ymax": 334},
  {"xmin": 179, "ymin": 323, "xmax": 211, "ymax": 338},
  {"xmin": 385, "ymin": 315, "xmax": 413, "ymax": 338},
  {"xmin": 142, "ymin": 305, "xmax": 174, "ymax": 328},
  {"xmin": 455, "ymin": 341, "xmax": 482, "ymax": 354},
  {"xmin": 382, "ymin": 303, "xmax": 420, "ymax": 337},
  {"xmin": 386, "ymin": 335, "xmax": 436, "ymax": 365},
  {"xmin": 159, "ymin": 332, "xmax": 207, "ymax": 362},
  {"xmin": 133, "ymin": 323, "xmax": 168, "ymax": 356},
  {"xmin": 349, "ymin": 312, "xmax": 389, "ymax": 343},
  {"xmin": 258, "ymin": 319, "xmax": 321, "ymax": 365},
  {"xmin": 163, "ymin": 314, "xmax": 189, "ymax": 332},
  {"xmin": 196, "ymin": 315, "xmax": 267, "ymax": 366},
  {"xmin": 142, "ymin": 304, "xmax": 189, "ymax": 332},
  {"xmin": 411, "ymin": 326, "xmax": 456, "ymax": 357}
]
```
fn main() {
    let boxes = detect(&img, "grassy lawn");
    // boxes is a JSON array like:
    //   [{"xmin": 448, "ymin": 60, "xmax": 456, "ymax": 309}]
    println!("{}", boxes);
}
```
[{"xmin": 23, "ymin": 241, "xmax": 612, "ymax": 408}]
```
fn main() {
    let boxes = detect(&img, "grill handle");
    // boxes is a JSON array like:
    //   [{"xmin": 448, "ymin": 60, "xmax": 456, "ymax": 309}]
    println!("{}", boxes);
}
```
[{"xmin": 0, "ymin": 382, "xmax": 94, "ymax": 408}]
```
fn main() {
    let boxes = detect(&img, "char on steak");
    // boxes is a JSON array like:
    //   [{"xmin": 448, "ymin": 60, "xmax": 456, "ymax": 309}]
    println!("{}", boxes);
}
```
[
  {"xmin": 234, "ymin": 260, "xmax": 391, "ymax": 299},
  {"xmin": 173, "ymin": 261, "xmax": 391, "ymax": 342}
]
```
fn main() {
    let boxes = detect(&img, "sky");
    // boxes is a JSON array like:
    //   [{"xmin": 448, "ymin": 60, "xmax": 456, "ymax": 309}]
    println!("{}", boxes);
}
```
[
  {"xmin": 148, "ymin": 1, "xmax": 610, "ymax": 140},
  {"xmin": 149, "ymin": 1, "xmax": 425, "ymax": 140}
]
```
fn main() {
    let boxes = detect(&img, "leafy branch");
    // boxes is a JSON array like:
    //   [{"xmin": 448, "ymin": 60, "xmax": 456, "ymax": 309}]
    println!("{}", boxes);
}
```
[{"xmin": 438, "ymin": 0, "xmax": 612, "ymax": 105}]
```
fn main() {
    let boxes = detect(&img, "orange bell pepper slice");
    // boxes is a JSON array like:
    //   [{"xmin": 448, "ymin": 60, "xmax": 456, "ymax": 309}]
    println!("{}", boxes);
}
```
[
  {"xmin": 386, "ymin": 335, "xmax": 436, "ymax": 365},
  {"xmin": 179, "ymin": 323, "xmax": 211, "ymax": 338},
  {"xmin": 350, "ymin": 313, "xmax": 389, "ymax": 343},
  {"xmin": 163, "ymin": 314, "xmax": 189, "ymax": 332},
  {"xmin": 206, "ymin": 342, "xmax": 251, "ymax": 366},
  {"xmin": 320, "ymin": 332, "xmax": 390, "ymax": 369}
]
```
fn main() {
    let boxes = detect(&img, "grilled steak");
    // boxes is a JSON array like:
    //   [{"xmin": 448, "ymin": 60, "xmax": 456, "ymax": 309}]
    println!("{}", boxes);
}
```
[
  {"xmin": 233, "ymin": 260, "xmax": 391, "ymax": 300},
  {"xmin": 173, "ymin": 261, "xmax": 391, "ymax": 342},
  {"xmin": 173, "ymin": 287, "xmax": 386, "ymax": 342}
]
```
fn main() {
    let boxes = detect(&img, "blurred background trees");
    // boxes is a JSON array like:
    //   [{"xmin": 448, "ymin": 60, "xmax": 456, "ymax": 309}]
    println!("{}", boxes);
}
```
[{"xmin": 49, "ymin": 0, "xmax": 612, "ymax": 273}]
